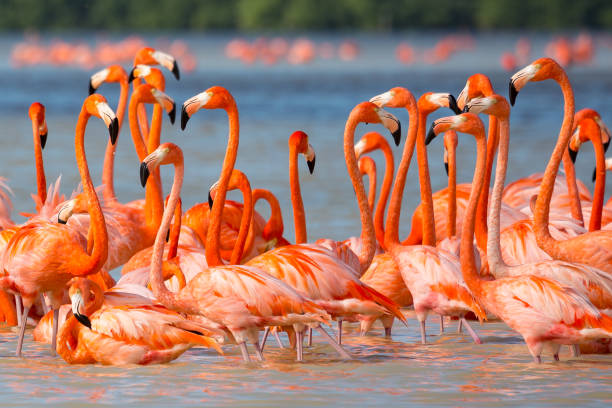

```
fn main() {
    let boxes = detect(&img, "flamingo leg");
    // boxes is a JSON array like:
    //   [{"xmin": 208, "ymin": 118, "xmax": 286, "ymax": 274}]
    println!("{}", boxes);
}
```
[
  {"xmin": 419, "ymin": 320, "xmax": 426, "ymax": 344},
  {"xmin": 50, "ymin": 308, "xmax": 59, "ymax": 356},
  {"xmin": 384, "ymin": 327, "xmax": 392, "ymax": 337},
  {"xmin": 15, "ymin": 305, "xmax": 30, "ymax": 357},
  {"xmin": 439, "ymin": 316, "xmax": 444, "ymax": 334},
  {"xmin": 40, "ymin": 294, "xmax": 50, "ymax": 315},
  {"xmin": 457, "ymin": 318, "xmax": 463, "ymax": 333},
  {"xmin": 296, "ymin": 330, "xmax": 304, "ymax": 362},
  {"xmin": 307, "ymin": 327, "xmax": 313, "ymax": 346},
  {"xmin": 315, "ymin": 325, "xmax": 352, "ymax": 360},
  {"xmin": 460, "ymin": 318, "xmax": 482, "ymax": 344},
  {"xmin": 534, "ymin": 355, "xmax": 542, "ymax": 364},
  {"xmin": 253, "ymin": 341, "xmax": 264, "ymax": 361},
  {"xmin": 273, "ymin": 329, "xmax": 284, "ymax": 348},
  {"xmin": 260, "ymin": 327, "xmax": 270, "ymax": 352},
  {"xmin": 571, "ymin": 344, "xmax": 581, "ymax": 357},
  {"xmin": 14, "ymin": 295, "xmax": 22, "ymax": 327},
  {"xmin": 337, "ymin": 319, "xmax": 343, "ymax": 345},
  {"xmin": 239, "ymin": 342, "xmax": 251, "ymax": 362},
  {"xmin": 553, "ymin": 353, "xmax": 560, "ymax": 361}
]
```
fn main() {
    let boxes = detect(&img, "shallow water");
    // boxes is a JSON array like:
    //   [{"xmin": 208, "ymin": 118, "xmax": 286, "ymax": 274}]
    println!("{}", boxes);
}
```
[{"xmin": 0, "ymin": 32, "xmax": 611, "ymax": 406}]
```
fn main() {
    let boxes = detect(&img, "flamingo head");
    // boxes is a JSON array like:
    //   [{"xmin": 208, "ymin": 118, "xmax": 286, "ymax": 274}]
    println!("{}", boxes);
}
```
[
  {"xmin": 457, "ymin": 73, "xmax": 494, "ymax": 110},
  {"xmin": 134, "ymin": 47, "xmax": 180, "ymax": 80},
  {"xmin": 574, "ymin": 108, "xmax": 610, "ymax": 153},
  {"xmin": 426, "ymin": 113, "xmax": 485, "ymax": 145},
  {"xmin": 354, "ymin": 131, "xmax": 386, "ymax": 159},
  {"xmin": 180, "ymin": 86, "xmax": 234, "ymax": 130},
  {"xmin": 289, "ymin": 131, "xmax": 316, "ymax": 174},
  {"xmin": 68, "ymin": 277, "xmax": 97, "ymax": 329},
  {"xmin": 89, "ymin": 65, "xmax": 128, "ymax": 95},
  {"xmin": 352, "ymin": 102, "xmax": 402, "ymax": 146},
  {"xmin": 129, "ymin": 65, "xmax": 166, "ymax": 91},
  {"xmin": 569, "ymin": 117, "xmax": 601, "ymax": 165},
  {"xmin": 85, "ymin": 94, "xmax": 118, "ymax": 145},
  {"xmin": 208, "ymin": 169, "xmax": 250, "ymax": 210},
  {"xmin": 140, "ymin": 143, "xmax": 182, "ymax": 187},
  {"xmin": 463, "ymin": 94, "xmax": 510, "ymax": 119},
  {"xmin": 358, "ymin": 156, "xmax": 376, "ymax": 178},
  {"xmin": 509, "ymin": 58, "xmax": 564, "ymax": 106},
  {"xmin": 419, "ymin": 92, "xmax": 461, "ymax": 115},
  {"xmin": 28, "ymin": 102, "xmax": 47, "ymax": 149},
  {"xmin": 133, "ymin": 83, "xmax": 176, "ymax": 124}
]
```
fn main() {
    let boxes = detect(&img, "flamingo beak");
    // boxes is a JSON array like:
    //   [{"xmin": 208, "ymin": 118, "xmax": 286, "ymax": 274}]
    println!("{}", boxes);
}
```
[
  {"xmin": 426, "ymin": 122, "xmax": 438, "ymax": 145},
  {"xmin": 39, "ymin": 122, "xmax": 48, "ymax": 149},
  {"xmin": 88, "ymin": 67, "xmax": 109, "ymax": 95},
  {"xmin": 70, "ymin": 291, "xmax": 92, "ymax": 329},
  {"xmin": 592, "ymin": 167, "xmax": 597, "ymax": 183},
  {"xmin": 181, "ymin": 92, "xmax": 211, "ymax": 130},
  {"xmin": 57, "ymin": 200, "xmax": 75, "ymax": 224},
  {"xmin": 140, "ymin": 162, "xmax": 150, "ymax": 187},
  {"xmin": 604, "ymin": 140, "xmax": 610, "ymax": 153},
  {"xmin": 172, "ymin": 63, "xmax": 180, "ymax": 81},
  {"xmin": 97, "ymin": 102, "xmax": 118, "ymax": 145},
  {"xmin": 376, "ymin": 108, "xmax": 401, "ymax": 146},
  {"xmin": 448, "ymin": 94, "xmax": 461, "ymax": 115},
  {"xmin": 152, "ymin": 50, "xmax": 180, "ymax": 80},
  {"xmin": 168, "ymin": 102, "xmax": 176, "ymax": 125},
  {"xmin": 444, "ymin": 161, "xmax": 449, "ymax": 176},
  {"xmin": 128, "ymin": 67, "xmax": 136, "ymax": 83},
  {"xmin": 305, "ymin": 144, "xmax": 316, "ymax": 174},
  {"xmin": 208, "ymin": 190, "xmax": 214, "ymax": 208},
  {"xmin": 509, "ymin": 81, "xmax": 519, "ymax": 106},
  {"xmin": 568, "ymin": 147, "xmax": 578, "ymax": 164},
  {"xmin": 181, "ymin": 106, "xmax": 190, "ymax": 130},
  {"xmin": 88, "ymin": 80, "xmax": 96, "ymax": 95}
]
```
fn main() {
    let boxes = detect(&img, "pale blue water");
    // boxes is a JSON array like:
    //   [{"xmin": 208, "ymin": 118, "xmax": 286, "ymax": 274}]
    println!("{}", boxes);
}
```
[{"xmin": 0, "ymin": 32, "xmax": 611, "ymax": 407}]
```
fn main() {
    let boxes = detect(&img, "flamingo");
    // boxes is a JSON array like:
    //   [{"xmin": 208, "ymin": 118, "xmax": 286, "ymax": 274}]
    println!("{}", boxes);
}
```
[
  {"xmin": 427, "ymin": 111, "xmax": 612, "ymax": 363},
  {"xmin": 510, "ymin": 57, "xmax": 612, "ymax": 275},
  {"xmin": 246, "ymin": 109, "xmax": 406, "ymax": 348},
  {"xmin": 371, "ymin": 87, "xmax": 485, "ymax": 344},
  {"xmin": 252, "ymin": 188, "xmax": 290, "ymax": 248},
  {"xmin": 0, "ymin": 94, "xmax": 117, "ymax": 357},
  {"xmin": 55, "ymin": 277, "xmax": 221, "ymax": 365}
]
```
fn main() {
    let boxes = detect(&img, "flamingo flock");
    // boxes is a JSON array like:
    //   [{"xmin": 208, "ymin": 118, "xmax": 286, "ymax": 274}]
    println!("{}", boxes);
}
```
[{"xmin": 1, "ymin": 48, "xmax": 612, "ymax": 366}]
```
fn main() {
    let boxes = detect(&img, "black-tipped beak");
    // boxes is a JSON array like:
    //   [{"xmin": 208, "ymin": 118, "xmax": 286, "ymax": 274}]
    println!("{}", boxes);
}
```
[
  {"xmin": 168, "ymin": 103, "xmax": 176, "ymax": 125},
  {"xmin": 208, "ymin": 190, "xmax": 214, "ymax": 208},
  {"xmin": 74, "ymin": 312, "xmax": 92, "ymax": 329},
  {"xmin": 568, "ymin": 147, "xmax": 578, "ymax": 164},
  {"xmin": 88, "ymin": 80, "xmax": 96, "ymax": 95},
  {"xmin": 604, "ymin": 140, "xmax": 610, "ymax": 153},
  {"xmin": 425, "ymin": 123, "xmax": 438, "ymax": 146},
  {"xmin": 166, "ymin": 228, "xmax": 170, "ymax": 242},
  {"xmin": 172, "ymin": 63, "xmax": 180, "ymax": 80},
  {"xmin": 509, "ymin": 81, "xmax": 518, "ymax": 106},
  {"xmin": 58, "ymin": 216, "xmax": 67, "ymax": 224},
  {"xmin": 109, "ymin": 117, "xmax": 118, "ymax": 145},
  {"xmin": 140, "ymin": 162, "xmax": 150, "ymax": 187},
  {"xmin": 128, "ymin": 67, "xmax": 136, "ymax": 83},
  {"xmin": 40, "ymin": 132, "xmax": 47, "ymax": 150},
  {"xmin": 307, "ymin": 156, "xmax": 316, "ymax": 174},
  {"xmin": 448, "ymin": 94, "xmax": 461, "ymax": 115},
  {"xmin": 392, "ymin": 122, "xmax": 402, "ymax": 147},
  {"xmin": 444, "ymin": 161, "xmax": 449, "ymax": 176},
  {"xmin": 462, "ymin": 104, "xmax": 470, "ymax": 113},
  {"xmin": 592, "ymin": 167, "xmax": 597, "ymax": 183},
  {"xmin": 181, "ymin": 106, "xmax": 190, "ymax": 130}
]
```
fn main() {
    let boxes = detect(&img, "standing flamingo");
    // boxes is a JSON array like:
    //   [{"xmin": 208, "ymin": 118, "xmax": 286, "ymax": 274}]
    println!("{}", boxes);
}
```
[
  {"xmin": 428, "ymin": 111, "xmax": 612, "ymax": 362},
  {"xmin": 510, "ymin": 58, "xmax": 612, "ymax": 275},
  {"xmin": 371, "ymin": 87, "xmax": 485, "ymax": 344},
  {"xmin": 0, "ymin": 94, "xmax": 117, "ymax": 357}
]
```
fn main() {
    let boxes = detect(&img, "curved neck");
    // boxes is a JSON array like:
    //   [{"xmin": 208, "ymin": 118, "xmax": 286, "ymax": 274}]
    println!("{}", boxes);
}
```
[
  {"xmin": 487, "ymin": 117, "xmax": 510, "ymax": 271},
  {"xmin": 375, "ymin": 140, "xmax": 394, "ymax": 248},
  {"xmin": 253, "ymin": 189, "xmax": 285, "ymax": 243},
  {"xmin": 167, "ymin": 198, "xmax": 182, "ymax": 259},
  {"xmin": 589, "ymin": 131, "xmax": 606, "ymax": 231},
  {"xmin": 561, "ymin": 149, "xmax": 585, "ymax": 225},
  {"xmin": 344, "ymin": 119, "xmax": 376, "ymax": 272},
  {"xmin": 416, "ymin": 110, "xmax": 436, "ymax": 246},
  {"xmin": 150, "ymin": 157, "xmax": 184, "ymax": 311},
  {"xmin": 289, "ymin": 144, "xmax": 307, "ymax": 244},
  {"xmin": 102, "ymin": 80, "xmax": 128, "ymax": 203},
  {"xmin": 474, "ymin": 116, "xmax": 498, "ymax": 252},
  {"xmin": 447, "ymin": 136, "xmax": 457, "ymax": 238},
  {"xmin": 229, "ymin": 179, "xmax": 253, "ymax": 264},
  {"xmin": 385, "ymin": 100, "xmax": 419, "ymax": 247},
  {"xmin": 133, "ymin": 78, "xmax": 150, "ymax": 141},
  {"xmin": 85, "ymin": 280, "xmax": 105, "ymax": 315},
  {"xmin": 72, "ymin": 106, "xmax": 108, "ymax": 276},
  {"xmin": 534, "ymin": 73, "xmax": 575, "ymax": 251},
  {"xmin": 363, "ymin": 162, "xmax": 377, "ymax": 212},
  {"xmin": 205, "ymin": 102, "xmax": 240, "ymax": 267},
  {"xmin": 460, "ymin": 128, "xmax": 487, "ymax": 295},
  {"xmin": 31, "ymin": 118, "xmax": 46, "ymax": 208}
]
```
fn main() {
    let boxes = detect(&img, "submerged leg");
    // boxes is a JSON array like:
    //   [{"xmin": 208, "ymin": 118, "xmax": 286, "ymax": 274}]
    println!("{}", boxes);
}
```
[
  {"xmin": 553, "ymin": 353, "xmax": 560, "ymax": 361},
  {"xmin": 259, "ymin": 327, "xmax": 270, "ymax": 352},
  {"xmin": 50, "ymin": 308, "xmax": 59, "ymax": 356},
  {"xmin": 337, "ymin": 319, "xmax": 343, "ymax": 345},
  {"xmin": 457, "ymin": 318, "xmax": 463, "ymax": 333},
  {"xmin": 533, "ymin": 355, "xmax": 542, "ymax": 364},
  {"xmin": 439, "ymin": 316, "xmax": 444, "ymax": 334},
  {"xmin": 307, "ymin": 328, "xmax": 313, "ymax": 347},
  {"xmin": 461, "ymin": 318, "xmax": 482, "ymax": 344},
  {"xmin": 296, "ymin": 330, "xmax": 304, "ymax": 362},
  {"xmin": 384, "ymin": 327, "xmax": 392, "ymax": 337},
  {"xmin": 419, "ymin": 320, "xmax": 426, "ymax": 344},
  {"xmin": 15, "ymin": 295, "xmax": 22, "ymax": 327},
  {"xmin": 571, "ymin": 344, "xmax": 581, "ymax": 357},
  {"xmin": 253, "ymin": 341, "xmax": 264, "ymax": 361},
  {"xmin": 315, "ymin": 325, "xmax": 352, "ymax": 360},
  {"xmin": 239, "ymin": 342, "xmax": 251, "ymax": 363},
  {"xmin": 15, "ymin": 306, "xmax": 31, "ymax": 357},
  {"xmin": 273, "ymin": 330, "xmax": 284, "ymax": 348}
]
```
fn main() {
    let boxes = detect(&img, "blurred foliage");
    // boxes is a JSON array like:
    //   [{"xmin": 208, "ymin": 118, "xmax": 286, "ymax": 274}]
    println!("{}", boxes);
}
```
[{"xmin": 0, "ymin": 0, "xmax": 611, "ymax": 30}]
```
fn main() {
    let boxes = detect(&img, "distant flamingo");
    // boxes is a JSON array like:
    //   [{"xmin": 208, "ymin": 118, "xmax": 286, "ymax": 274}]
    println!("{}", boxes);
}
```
[
  {"xmin": 371, "ymin": 87, "xmax": 485, "ymax": 344},
  {"xmin": 428, "ymin": 111, "xmax": 612, "ymax": 363},
  {"xmin": 0, "ymin": 94, "xmax": 117, "ymax": 357},
  {"xmin": 56, "ymin": 277, "xmax": 221, "ymax": 365},
  {"xmin": 510, "ymin": 57, "xmax": 612, "ymax": 275}
]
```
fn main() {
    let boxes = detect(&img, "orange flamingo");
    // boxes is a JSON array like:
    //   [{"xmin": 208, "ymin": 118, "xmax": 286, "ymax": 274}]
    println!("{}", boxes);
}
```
[
  {"xmin": 0, "ymin": 94, "xmax": 117, "ymax": 357},
  {"xmin": 428, "ymin": 111, "xmax": 612, "ymax": 363},
  {"xmin": 247, "ymin": 111, "xmax": 406, "ymax": 348},
  {"xmin": 510, "ymin": 58, "xmax": 612, "ymax": 275},
  {"xmin": 55, "ymin": 277, "xmax": 221, "ymax": 365},
  {"xmin": 372, "ymin": 87, "xmax": 485, "ymax": 344}
]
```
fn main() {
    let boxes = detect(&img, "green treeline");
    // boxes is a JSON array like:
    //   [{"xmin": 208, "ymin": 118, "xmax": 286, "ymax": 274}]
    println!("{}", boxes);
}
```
[{"xmin": 1, "ymin": 0, "xmax": 611, "ymax": 30}]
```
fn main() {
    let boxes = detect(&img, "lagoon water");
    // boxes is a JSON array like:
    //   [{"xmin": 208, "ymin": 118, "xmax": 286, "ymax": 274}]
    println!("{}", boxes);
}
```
[{"xmin": 0, "ymin": 32, "xmax": 611, "ymax": 406}]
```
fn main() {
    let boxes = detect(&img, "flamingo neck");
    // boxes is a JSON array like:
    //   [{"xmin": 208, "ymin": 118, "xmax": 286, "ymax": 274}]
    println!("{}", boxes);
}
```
[
  {"xmin": 72, "ymin": 107, "xmax": 108, "ymax": 276},
  {"xmin": 375, "ymin": 140, "xmax": 394, "ymax": 249},
  {"xmin": 447, "ymin": 135, "xmax": 457, "ymax": 238},
  {"xmin": 205, "ymin": 102, "xmax": 240, "ymax": 267},
  {"xmin": 253, "ymin": 189, "xmax": 286, "ymax": 244},
  {"xmin": 132, "ymin": 77, "xmax": 150, "ymax": 140},
  {"xmin": 145, "ymin": 104, "xmax": 165, "ymax": 228},
  {"xmin": 416, "ymin": 110, "xmax": 437, "ymax": 246},
  {"xmin": 364, "ymin": 162, "xmax": 377, "ymax": 213},
  {"xmin": 32, "ymin": 118, "xmax": 46, "ymax": 209},
  {"xmin": 460, "ymin": 127, "xmax": 487, "ymax": 296},
  {"xmin": 102, "ymin": 80, "xmax": 128, "ymax": 203},
  {"xmin": 289, "ymin": 143, "xmax": 307, "ymax": 244},
  {"xmin": 474, "ymin": 116, "xmax": 498, "ymax": 253},
  {"xmin": 534, "ymin": 73, "xmax": 575, "ymax": 253},
  {"xmin": 344, "ymin": 119, "xmax": 376, "ymax": 273},
  {"xmin": 385, "ymin": 98, "xmax": 419, "ymax": 248},
  {"xmin": 487, "ymin": 117, "xmax": 510, "ymax": 271},
  {"xmin": 561, "ymin": 148, "xmax": 585, "ymax": 225},
  {"xmin": 167, "ymin": 198, "xmax": 182, "ymax": 260},
  {"xmin": 589, "ymin": 129, "xmax": 605, "ymax": 231},
  {"xmin": 229, "ymin": 178, "xmax": 253, "ymax": 264},
  {"xmin": 85, "ymin": 280, "xmax": 105, "ymax": 315}
]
